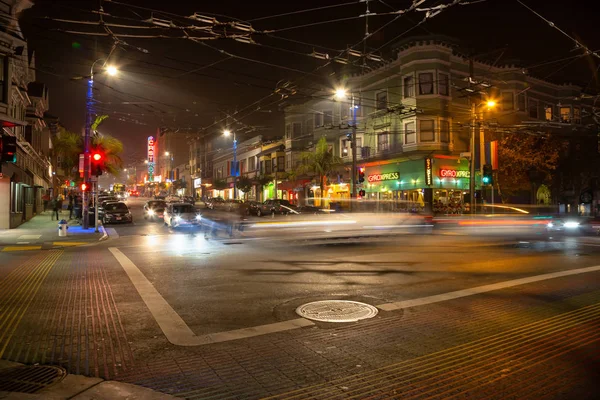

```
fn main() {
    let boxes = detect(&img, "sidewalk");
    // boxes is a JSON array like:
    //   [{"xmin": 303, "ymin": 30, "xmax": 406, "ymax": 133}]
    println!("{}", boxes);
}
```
[
  {"xmin": 0, "ymin": 361, "xmax": 175, "ymax": 400},
  {"xmin": 0, "ymin": 211, "xmax": 107, "ymax": 251}
]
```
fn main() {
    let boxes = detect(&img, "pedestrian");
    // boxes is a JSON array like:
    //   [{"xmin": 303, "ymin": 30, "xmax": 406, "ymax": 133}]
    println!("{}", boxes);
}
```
[
  {"xmin": 238, "ymin": 201, "xmax": 249, "ymax": 232},
  {"xmin": 42, "ymin": 193, "xmax": 50, "ymax": 212},
  {"xmin": 57, "ymin": 196, "xmax": 64, "ymax": 216},
  {"xmin": 51, "ymin": 197, "xmax": 59, "ymax": 221},
  {"xmin": 68, "ymin": 196, "xmax": 74, "ymax": 220}
]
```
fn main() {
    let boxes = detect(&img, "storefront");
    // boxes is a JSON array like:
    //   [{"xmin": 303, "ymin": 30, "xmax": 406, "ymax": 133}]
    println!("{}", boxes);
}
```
[{"xmin": 359, "ymin": 156, "xmax": 472, "ymax": 213}]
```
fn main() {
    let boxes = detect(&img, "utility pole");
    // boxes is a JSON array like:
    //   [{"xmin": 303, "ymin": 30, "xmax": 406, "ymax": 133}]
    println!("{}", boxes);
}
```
[
  {"xmin": 468, "ymin": 59, "xmax": 476, "ymax": 215},
  {"xmin": 351, "ymin": 95, "xmax": 358, "ymax": 211}
]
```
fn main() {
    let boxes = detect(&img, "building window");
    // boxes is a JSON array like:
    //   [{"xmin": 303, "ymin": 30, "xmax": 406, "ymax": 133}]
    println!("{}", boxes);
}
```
[
  {"xmin": 501, "ymin": 92, "xmax": 514, "ymax": 111},
  {"xmin": 285, "ymin": 124, "xmax": 291, "ymax": 140},
  {"xmin": 323, "ymin": 110, "xmax": 333, "ymax": 125},
  {"xmin": 560, "ymin": 106, "xmax": 571, "ymax": 123},
  {"xmin": 314, "ymin": 113, "xmax": 323, "ymax": 127},
  {"xmin": 376, "ymin": 90, "xmax": 388, "ymax": 110},
  {"xmin": 264, "ymin": 160, "xmax": 271, "ymax": 174},
  {"xmin": 403, "ymin": 75, "xmax": 414, "ymax": 98},
  {"xmin": 574, "ymin": 107, "xmax": 581, "ymax": 124},
  {"xmin": 418, "ymin": 72, "xmax": 434, "ymax": 95},
  {"xmin": 405, "ymin": 122, "xmax": 416, "ymax": 144},
  {"xmin": 440, "ymin": 120, "xmax": 450, "ymax": 143},
  {"xmin": 438, "ymin": 73, "xmax": 449, "ymax": 96},
  {"xmin": 277, "ymin": 156, "xmax": 285, "ymax": 170},
  {"xmin": 0, "ymin": 56, "xmax": 6, "ymax": 103},
  {"xmin": 528, "ymin": 98, "xmax": 538, "ymax": 119},
  {"xmin": 377, "ymin": 132, "xmax": 389, "ymax": 151},
  {"xmin": 292, "ymin": 122, "xmax": 302, "ymax": 138},
  {"xmin": 248, "ymin": 156, "xmax": 256, "ymax": 171},
  {"xmin": 517, "ymin": 93, "xmax": 526, "ymax": 111},
  {"xmin": 545, "ymin": 105, "xmax": 553, "ymax": 121},
  {"xmin": 420, "ymin": 120, "xmax": 435, "ymax": 142}
]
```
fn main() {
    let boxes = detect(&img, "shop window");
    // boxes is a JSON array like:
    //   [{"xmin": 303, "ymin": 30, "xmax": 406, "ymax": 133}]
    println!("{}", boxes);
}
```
[
  {"xmin": 376, "ymin": 90, "xmax": 388, "ymax": 110},
  {"xmin": 405, "ymin": 121, "xmax": 416, "ymax": 144},
  {"xmin": 438, "ymin": 73, "xmax": 449, "ymax": 96},
  {"xmin": 377, "ymin": 132, "xmax": 390, "ymax": 151},
  {"xmin": 323, "ymin": 110, "xmax": 333, "ymax": 125},
  {"xmin": 403, "ymin": 75, "xmax": 414, "ymax": 98},
  {"xmin": 501, "ymin": 92, "xmax": 514, "ymax": 111},
  {"xmin": 418, "ymin": 72, "xmax": 434, "ymax": 95},
  {"xmin": 517, "ymin": 93, "xmax": 526, "ymax": 111},
  {"xmin": 314, "ymin": 113, "xmax": 323, "ymax": 127},
  {"xmin": 292, "ymin": 122, "xmax": 302, "ymax": 138},
  {"xmin": 420, "ymin": 120, "xmax": 435, "ymax": 142},
  {"xmin": 574, "ymin": 107, "xmax": 581, "ymax": 124},
  {"xmin": 545, "ymin": 105, "xmax": 553, "ymax": 121},
  {"xmin": 440, "ymin": 120, "xmax": 450, "ymax": 143},
  {"xmin": 560, "ymin": 106, "xmax": 571, "ymax": 123},
  {"xmin": 528, "ymin": 98, "xmax": 538, "ymax": 119}
]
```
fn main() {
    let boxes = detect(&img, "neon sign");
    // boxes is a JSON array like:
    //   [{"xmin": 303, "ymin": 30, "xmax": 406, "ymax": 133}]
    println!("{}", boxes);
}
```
[
  {"xmin": 439, "ymin": 169, "xmax": 470, "ymax": 178},
  {"xmin": 147, "ymin": 136, "xmax": 156, "ymax": 181},
  {"xmin": 425, "ymin": 158, "xmax": 433, "ymax": 186},
  {"xmin": 367, "ymin": 172, "xmax": 399, "ymax": 182}
]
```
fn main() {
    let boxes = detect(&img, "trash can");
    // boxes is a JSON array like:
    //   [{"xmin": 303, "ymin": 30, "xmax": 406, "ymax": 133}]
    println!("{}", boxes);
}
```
[{"xmin": 58, "ymin": 219, "xmax": 68, "ymax": 237}]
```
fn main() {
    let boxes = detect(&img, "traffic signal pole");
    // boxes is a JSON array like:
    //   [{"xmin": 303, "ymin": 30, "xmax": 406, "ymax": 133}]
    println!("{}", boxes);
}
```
[
  {"xmin": 82, "ymin": 77, "xmax": 93, "ymax": 229},
  {"xmin": 351, "ymin": 94, "xmax": 357, "ymax": 212},
  {"xmin": 94, "ymin": 180, "xmax": 99, "ymax": 233}
]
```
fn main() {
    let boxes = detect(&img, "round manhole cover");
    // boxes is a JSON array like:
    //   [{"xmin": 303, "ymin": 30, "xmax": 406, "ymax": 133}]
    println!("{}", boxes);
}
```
[
  {"xmin": 0, "ymin": 365, "xmax": 66, "ymax": 394},
  {"xmin": 296, "ymin": 300, "xmax": 379, "ymax": 323}
]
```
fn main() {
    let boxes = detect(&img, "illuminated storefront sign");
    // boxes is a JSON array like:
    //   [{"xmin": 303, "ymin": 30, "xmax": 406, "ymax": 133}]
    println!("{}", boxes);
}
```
[
  {"xmin": 439, "ymin": 169, "xmax": 470, "ymax": 178},
  {"xmin": 425, "ymin": 158, "xmax": 433, "ymax": 186},
  {"xmin": 194, "ymin": 178, "xmax": 202, "ymax": 188},
  {"xmin": 367, "ymin": 172, "xmax": 399, "ymax": 182},
  {"xmin": 147, "ymin": 136, "xmax": 156, "ymax": 181}
]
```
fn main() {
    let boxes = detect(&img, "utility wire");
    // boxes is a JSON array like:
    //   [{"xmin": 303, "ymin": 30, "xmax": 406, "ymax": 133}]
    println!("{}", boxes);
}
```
[{"xmin": 249, "ymin": 1, "xmax": 360, "ymax": 22}]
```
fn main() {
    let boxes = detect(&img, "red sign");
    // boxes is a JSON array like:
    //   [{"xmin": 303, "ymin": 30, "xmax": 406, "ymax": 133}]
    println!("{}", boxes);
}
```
[
  {"xmin": 439, "ymin": 169, "xmax": 470, "ymax": 178},
  {"xmin": 367, "ymin": 172, "xmax": 399, "ymax": 182}
]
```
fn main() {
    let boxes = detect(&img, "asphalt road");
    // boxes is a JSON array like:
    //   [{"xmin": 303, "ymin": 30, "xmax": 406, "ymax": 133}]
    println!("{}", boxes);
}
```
[{"xmin": 1, "ymin": 196, "xmax": 599, "ymax": 399}]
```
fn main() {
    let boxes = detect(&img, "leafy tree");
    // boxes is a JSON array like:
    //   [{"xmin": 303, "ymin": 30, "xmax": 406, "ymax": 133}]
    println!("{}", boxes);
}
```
[
  {"xmin": 297, "ymin": 136, "xmax": 342, "ymax": 196},
  {"xmin": 52, "ymin": 128, "xmax": 82, "ymax": 180},
  {"xmin": 257, "ymin": 175, "xmax": 272, "ymax": 187},
  {"xmin": 236, "ymin": 176, "xmax": 253, "ymax": 200},
  {"xmin": 213, "ymin": 179, "xmax": 228, "ymax": 191}
]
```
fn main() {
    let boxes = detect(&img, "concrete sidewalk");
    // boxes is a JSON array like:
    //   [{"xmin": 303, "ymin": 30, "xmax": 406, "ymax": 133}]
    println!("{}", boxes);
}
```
[
  {"xmin": 0, "ymin": 361, "xmax": 175, "ymax": 400},
  {"xmin": 0, "ymin": 212, "xmax": 107, "ymax": 251}
]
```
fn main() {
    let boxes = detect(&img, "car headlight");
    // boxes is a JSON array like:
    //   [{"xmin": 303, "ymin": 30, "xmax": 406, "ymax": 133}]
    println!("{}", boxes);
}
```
[
  {"xmin": 547, "ymin": 222, "xmax": 554, "ymax": 228},
  {"xmin": 174, "ymin": 216, "xmax": 182, "ymax": 222},
  {"xmin": 564, "ymin": 221, "xmax": 580, "ymax": 228},
  {"xmin": 195, "ymin": 214, "xmax": 202, "ymax": 221},
  {"xmin": 147, "ymin": 209, "xmax": 155, "ymax": 216}
]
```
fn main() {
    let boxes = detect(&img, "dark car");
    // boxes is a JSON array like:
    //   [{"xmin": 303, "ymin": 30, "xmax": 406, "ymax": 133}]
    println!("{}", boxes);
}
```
[
  {"xmin": 297, "ymin": 205, "xmax": 326, "ymax": 215},
  {"xmin": 255, "ymin": 199, "xmax": 299, "ymax": 216},
  {"xmin": 205, "ymin": 197, "xmax": 226, "ymax": 210},
  {"xmin": 182, "ymin": 196, "xmax": 196, "ymax": 205},
  {"xmin": 246, "ymin": 201, "xmax": 262, "ymax": 216},
  {"xmin": 225, "ymin": 199, "xmax": 243, "ymax": 212},
  {"xmin": 101, "ymin": 201, "xmax": 133, "ymax": 224},
  {"xmin": 144, "ymin": 200, "xmax": 167, "ymax": 221}
]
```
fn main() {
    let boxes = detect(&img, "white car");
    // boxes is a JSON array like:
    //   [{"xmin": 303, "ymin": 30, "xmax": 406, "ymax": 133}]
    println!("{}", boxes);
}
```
[{"xmin": 164, "ymin": 203, "xmax": 202, "ymax": 228}]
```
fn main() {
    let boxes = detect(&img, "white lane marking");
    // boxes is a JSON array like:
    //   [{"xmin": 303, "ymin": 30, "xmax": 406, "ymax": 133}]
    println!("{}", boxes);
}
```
[
  {"xmin": 18, "ymin": 235, "xmax": 41, "ymax": 240},
  {"xmin": 108, "ymin": 247, "xmax": 314, "ymax": 346},
  {"xmin": 377, "ymin": 265, "xmax": 600, "ymax": 311}
]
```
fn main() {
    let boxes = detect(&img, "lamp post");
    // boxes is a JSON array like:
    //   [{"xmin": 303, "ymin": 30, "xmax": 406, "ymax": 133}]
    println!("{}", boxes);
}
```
[
  {"xmin": 223, "ymin": 129, "xmax": 237, "ymax": 200},
  {"xmin": 82, "ymin": 60, "xmax": 117, "ymax": 229},
  {"xmin": 469, "ymin": 100, "xmax": 496, "ymax": 214},
  {"xmin": 335, "ymin": 88, "xmax": 359, "ymax": 211}
]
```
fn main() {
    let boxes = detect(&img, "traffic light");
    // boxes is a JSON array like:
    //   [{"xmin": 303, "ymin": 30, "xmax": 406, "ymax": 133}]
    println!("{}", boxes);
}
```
[
  {"xmin": 358, "ymin": 167, "xmax": 365, "ymax": 183},
  {"xmin": 482, "ymin": 164, "xmax": 493, "ymax": 185},
  {"xmin": 91, "ymin": 150, "xmax": 104, "ymax": 176},
  {"xmin": 80, "ymin": 182, "xmax": 89, "ymax": 192},
  {"xmin": 358, "ymin": 189, "xmax": 366, "ymax": 197},
  {"xmin": 1, "ymin": 135, "xmax": 17, "ymax": 163}
]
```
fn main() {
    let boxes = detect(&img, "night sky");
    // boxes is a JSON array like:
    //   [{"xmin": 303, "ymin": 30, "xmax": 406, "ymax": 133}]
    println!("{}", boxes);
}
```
[{"xmin": 17, "ymin": 0, "xmax": 600, "ymax": 166}]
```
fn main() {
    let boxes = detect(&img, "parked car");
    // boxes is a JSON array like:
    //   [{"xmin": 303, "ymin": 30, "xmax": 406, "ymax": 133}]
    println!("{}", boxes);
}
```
[
  {"xmin": 246, "ymin": 201, "xmax": 262, "ymax": 216},
  {"xmin": 297, "ymin": 205, "xmax": 326, "ymax": 215},
  {"xmin": 165, "ymin": 195, "xmax": 181, "ymax": 203},
  {"xmin": 205, "ymin": 197, "xmax": 226, "ymax": 210},
  {"xmin": 144, "ymin": 200, "xmax": 167, "ymax": 221},
  {"xmin": 164, "ymin": 203, "xmax": 202, "ymax": 228},
  {"xmin": 226, "ymin": 199, "xmax": 244, "ymax": 212},
  {"xmin": 254, "ymin": 199, "xmax": 299, "ymax": 216},
  {"xmin": 101, "ymin": 201, "xmax": 132, "ymax": 224}
]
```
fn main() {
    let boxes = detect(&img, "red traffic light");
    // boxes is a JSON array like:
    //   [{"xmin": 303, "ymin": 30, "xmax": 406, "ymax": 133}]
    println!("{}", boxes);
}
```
[
  {"xmin": 92, "ymin": 153, "xmax": 103, "ymax": 161},
  {"xmin": 81, "ymin": 183, "xmax": 88, "ymax": 191}
]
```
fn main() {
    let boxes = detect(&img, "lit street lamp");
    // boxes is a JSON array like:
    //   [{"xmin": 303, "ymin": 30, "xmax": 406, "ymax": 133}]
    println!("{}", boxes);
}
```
[
  {"xmin": 82, "ymin": 59, "xmax": 118, "ymax": 229},
  {"xmin": 469, "ymin": 99, "xmax": 496, "ymax": 213},
  {"xmin": 223, "ymin": 129, "xmax": 238, "ymax": 199}
]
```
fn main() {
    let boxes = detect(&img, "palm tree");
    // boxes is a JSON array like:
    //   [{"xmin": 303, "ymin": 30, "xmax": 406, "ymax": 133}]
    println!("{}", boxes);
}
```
[
  {"xmin": 92, "ymin": 133, "xmax": 124, "ymax": 176},
  {"xmin": 298, "ymin": 136, "xmax": 342, "ymax": 197},
  {"xmin": 52, "ymin": 128, "xmax": 82, "ymax": 180}
]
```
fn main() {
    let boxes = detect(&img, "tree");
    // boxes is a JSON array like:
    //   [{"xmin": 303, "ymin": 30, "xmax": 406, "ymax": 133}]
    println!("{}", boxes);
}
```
[
  {"xmin": 92, "ymin": 133, "xmax": 124, "ymax": 176},
  {"xmin": 213, "ymin": 179, "xmax": 228, "ymax": 191},
  {"xmin": 52, "ymin": 128, "xmax": 82, "ymax": 180},
  {"xmin": 297, "ymin": 136, "xmax": 342, "ymax": 196},
  {"xmin": 236, "ymin": 176, "xmax": 253, "ymax": 200}
]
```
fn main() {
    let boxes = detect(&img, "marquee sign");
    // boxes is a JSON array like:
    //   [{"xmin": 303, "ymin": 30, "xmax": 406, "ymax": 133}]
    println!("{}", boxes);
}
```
[
  {"xmin": 367, "ymin": 172, "xmax": 399, "ymax": 182},
  {"xmin": 147, "ymin": 136, "xmax": 156, "ymax": 181},
  {"xmin": 425, "ymin": 158, "xmax": 433, "ymax": 186},
  {"xmin": 439, "ymin": 169, "xmax": 470, "ymax": 178}
]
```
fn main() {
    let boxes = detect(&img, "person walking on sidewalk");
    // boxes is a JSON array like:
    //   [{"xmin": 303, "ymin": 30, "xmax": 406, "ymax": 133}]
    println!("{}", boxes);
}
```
[
  {"xmin": 67, "ymin": 196, "xmax": 74, "ymax": 220},
  {"xmin": 42, "ymin": 193, "xmax": 50, "ymax": 212},
  {"xmin": 50, "ymin": 197, "xmax": 60, "ymax": 220}
]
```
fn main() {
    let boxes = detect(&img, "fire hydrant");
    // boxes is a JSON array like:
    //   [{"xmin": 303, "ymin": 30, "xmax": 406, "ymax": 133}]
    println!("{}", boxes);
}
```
[{"xmin": 58, "ymin": 219, "xmax": 68, "ymax": 237}]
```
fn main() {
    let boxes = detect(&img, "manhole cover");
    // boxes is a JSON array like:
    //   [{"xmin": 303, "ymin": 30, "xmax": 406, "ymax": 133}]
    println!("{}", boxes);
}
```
[
  {"xmin": 0, "ymin": 365, "xmax": 66, "ymax": 394},
  {"xmin": 296, "ymin": 300, "xmax": 379, "ymax": 323}
]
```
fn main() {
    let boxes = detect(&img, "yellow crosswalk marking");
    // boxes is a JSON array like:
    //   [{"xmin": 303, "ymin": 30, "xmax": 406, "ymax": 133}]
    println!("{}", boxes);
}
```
[
  {"xmin": 1, "ymin": 246, "xmax": 42, "ymax": 252},
  {"xmin": 52, "ymin": 241, "xmax": 88, "ymax": 246}
]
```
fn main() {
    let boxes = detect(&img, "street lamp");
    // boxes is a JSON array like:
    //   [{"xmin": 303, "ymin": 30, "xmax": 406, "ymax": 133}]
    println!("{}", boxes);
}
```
[
  {"xmin": 82, "ymin": 59, "xmax": 118, "ymax": 229},
  {"xmin": 334, "ymin": 87, "xmax": 359, "ymax": 211},
  {"xmin": 223, "ymin": 129, "xmax": 237, "ymax": 199},
  {"xmin": 469, "ymin": 99, "xmax": 496, "ymax": 213}
]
